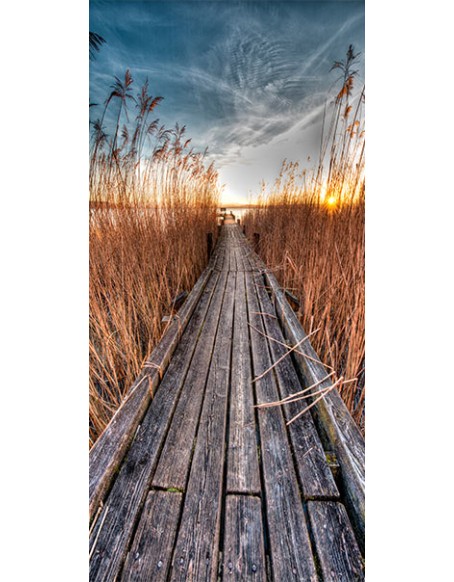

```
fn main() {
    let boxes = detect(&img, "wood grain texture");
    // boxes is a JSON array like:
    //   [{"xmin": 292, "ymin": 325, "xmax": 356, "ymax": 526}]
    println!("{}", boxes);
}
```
[
  {"xmin": 263, "ymin": 267, "xmax": 365, "ymax": 551},
  {"xmin": 222, "ymin": 495, "xmax": 266, "ymax": 581},
  {"xmin": 246, "ymin": 272, "xmax": 318, "ymax": 582},
  {"xmin": 121, "ymin": 491, "xmax": 182, "ymax": 581},
  {"xmin": 89, "ymin": 224, "xmax": 365, "ymax": 580},
  {"xmin": 226, "ymin": 271, "xmax": 261, "ymax": 495},
  {"xmin": 307, "ymin": 501, "xmax": 365, "ymax": 581},
  {"xmin": 254, "ymin": 275, "xmax": 339, "ymax": 500},
  {"xmin": 89, "ymin": 270, "xmax": 221, "ymax": 581},
  {"xmin": 152, "ymin": 270, "xmax": 229, "ymax": 491},
  {"xmin": 89, "ymin": 259, "xmax": 215, "ymax": 521},
  {"xmin": 169, "ymin": 272, "xmax": 236, "ymax": 582}
]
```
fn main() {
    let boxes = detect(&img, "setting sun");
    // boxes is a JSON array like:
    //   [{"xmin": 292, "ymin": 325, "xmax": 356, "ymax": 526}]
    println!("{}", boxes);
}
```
[{"xmin": 327, "ymin": 196, "xmax": 337, "ymax": 207}]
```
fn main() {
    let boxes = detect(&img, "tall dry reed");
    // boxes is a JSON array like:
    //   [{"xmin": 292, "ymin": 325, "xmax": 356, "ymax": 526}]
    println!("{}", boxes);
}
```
[
  {"xmin": 89, "ymin": 71, "xmax": 220, "ymax": 446},
  {"xmin": 244, "ymin": 46, "xmax": 365, "ymax": 430}
]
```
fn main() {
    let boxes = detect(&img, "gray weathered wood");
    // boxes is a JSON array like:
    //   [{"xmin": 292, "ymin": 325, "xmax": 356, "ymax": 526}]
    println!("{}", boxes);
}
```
[
  {"xmin": 121, "ymin": 491, "xmax": 182, "ymax": 581},
  {"xmin": 152, "ymin": 270, "xmax": 229, "ymax": 491},
  {"xmin": 212, "ymin": 229, "xmax": 227, "ymax": 272},
  {"xmin": 89, "ymin": 270, "xmax": 223, "ymax": 581},
  {"xmin": 262, "ymin": 267, "xmax": 365, "ymax": 550},
  {"xmin": 169, "ymin": 272, "xmax": 236, "ymax": 582},
  {"xmin": 222, "ymin": 495, "xmax": 266, "ymax": 581},
  {"xmin": 228, "ymin": 232, "xmax": 237, "ymax": 271},
  {"xmin": 89, "ymin": 259, "xmax": 216, "ymax": 522},
  {"xmin": 226, "ymin": 271, "xmax": 261, "ymax": 495},
  {"xmin": 89, "ymin": 224, "xmax": 365, "ymax": 580},
  {"xmin": 307, "ymin": 501, "xmax": 365, "ymax": 581},
  {"xmin": 254, "ymin": 275, "xmax": 339, "ymax": 500},
  {"xmin": 246, "ymin": 272, "xmax": 318, "ymax": 581}
]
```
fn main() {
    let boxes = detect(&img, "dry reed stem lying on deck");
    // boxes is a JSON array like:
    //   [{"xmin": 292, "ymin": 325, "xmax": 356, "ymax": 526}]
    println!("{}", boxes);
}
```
[
  {"xmin": 255, "ymin": 372, "xmax": 335, "ymax": 409},
  {"xmin": 89, "ymin": 504, "xmax": 109, "ymax": 559},
  {"xmin": 251, "ymin": 327, "xmax": 320, "ymax": 384},
  {"xmin": 286, "ymin": 379, "xmax": 343, "ymax": 425},
  {"xmin": 248, "ymin": 322, "xmax": 335, "ymax": 371},
  {"xmin": 251, "ymin": 311, "xmax": 278, "ymax": 319},
  {"xmin": 256, "ymin": 375, "xmax": 346, "ymax": 426}
]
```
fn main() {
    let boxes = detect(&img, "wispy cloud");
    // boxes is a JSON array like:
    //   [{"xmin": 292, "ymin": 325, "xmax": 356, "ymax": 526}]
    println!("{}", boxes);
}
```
[{"xmin": 90, "ymin": 0, "xmax": 365, "ymax": 201}]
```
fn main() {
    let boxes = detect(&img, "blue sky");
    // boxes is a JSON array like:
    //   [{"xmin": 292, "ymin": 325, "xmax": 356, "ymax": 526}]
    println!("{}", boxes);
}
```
[{"xmin": 90, "ymin": 0, "xmax": 365, "ymax": 203}]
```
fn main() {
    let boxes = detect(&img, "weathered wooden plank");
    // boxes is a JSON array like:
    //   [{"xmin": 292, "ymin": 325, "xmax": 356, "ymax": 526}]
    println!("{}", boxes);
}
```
[
  {"xmin": 254, "ymin": 275, "xmax": 339, "ymax": 500},
  {"xmin": 152, "ymin": 269, "xmax": 229, "ymax": 491},
  {"xmin": 231, "ymin": 242, "xmax": 240, "ymax": 272},
  {"xmin": 263, "ymin": 268, "xmax": 365, "ymax": 550},
  {"xmin": 238, "ymin": 235, "xmax": 251, "ymax": 272},
  {"xmin": 229, "ymin": 236, "xmax": 238, "ymax": 271},
  {"xmin": 169, "ymin": 272, "xmax": 236, "ymax": 582},
  {"xmin": 89, "ymin": 258, "xmax": 217, "ymax": 522},
  {"xmin": 222, "ymin": 495, "xmax": 266, "ymax": 581},
  {"xmin": 225, "ymin": 233, "xmax": 234, "ymax": 272},
  {"xmin": 212, "ymin": 229, "xmax": 227, "ymax": 272},
  {"xmin": 245, "ymin": 272, "xmax": 318, "ymax": 582},
  {"xmin": 307, "ymin": 501, "xmax": 365, "ymax": 581},
  {"xmin": 121, "ymin": 491, "xmax": 182, "ymax": 582},
  {"xmin": 226, "ymin": 271, "xmax": 261, "ymax": 495},
  {"xmin": 89, "ymin": 270, "xmax": 223, "ymax": 581},
  {"xmin": 243, "ymin": 235, "xmax": 261, "ymax": 271},
  {"xmin": 235, "ymin": 241, "xmax": 248, "ymax": 272}
]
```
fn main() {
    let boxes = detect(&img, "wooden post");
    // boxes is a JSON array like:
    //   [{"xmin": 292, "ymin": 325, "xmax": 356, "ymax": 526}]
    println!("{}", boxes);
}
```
[
  {"xmin": 243, "ymin": 225, "xmax": 246, "ymax": 236},
  {"xmin": 237, "ymin": 218, "xmax": 241, "ymax": 225},
  {"xmin": 253, "ymin": 232, "xmax": 260, "ymax": 254},
  {"xmin": 217, "ymin": 224, "xmax": 221, "ymax": 237},
  {"xmin": 207, "ymin": 232, "xmax": 213, "ymax": 260}
]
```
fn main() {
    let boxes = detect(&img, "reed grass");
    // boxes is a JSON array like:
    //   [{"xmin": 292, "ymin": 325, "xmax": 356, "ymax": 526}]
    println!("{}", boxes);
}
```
[
  {"xmin": 244, "ymin": 46, "xmax": 365, "ymax": 431},
  {"xmin": 89, "ymin": 71, "xmax": 220, "ymax": 446}
]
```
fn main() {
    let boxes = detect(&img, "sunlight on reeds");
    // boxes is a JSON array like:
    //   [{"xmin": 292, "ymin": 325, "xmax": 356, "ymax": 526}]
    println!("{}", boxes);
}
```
[
  {"xmin": 89, "ymin": 71, "xmax": 220, "ymax": 446},
  {"xmin": 244, "ymin": 46, "xmax": 365, "ymax": 431}
]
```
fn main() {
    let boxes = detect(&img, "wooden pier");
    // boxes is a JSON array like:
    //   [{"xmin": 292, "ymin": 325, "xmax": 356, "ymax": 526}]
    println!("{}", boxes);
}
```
[{"xmin": 89, "ymin": 224, "xmax": 365, "ymax": 581}]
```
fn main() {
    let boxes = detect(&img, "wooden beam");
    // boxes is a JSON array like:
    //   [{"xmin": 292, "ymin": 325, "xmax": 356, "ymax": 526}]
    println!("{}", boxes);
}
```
[
  {"xmin": 307, "ymin": 501, "xmax": 364, "ymax": 580},
  {"xmin": 89, "ymin": 272, "xmax": 223, "ymax": 581},
  {"xmin": 169, "ymin": 273, "xmax": 236, "ymax": 581},
  {"xmin": 246, "ymin": 272, "xmax": 318, "ymax": 581},
  {"xmin": 222, "ymin": 495, "xmax": 266, "ymax": 581},
  {"xmin": 121, "ymin": 491, "xmax": 182, "ymax": 581},
  {"xmin": 89, "ymin": 261, "xmax": 216, "ymax": 522},
  {"xmin": 262, "ymin": 266, "xmax": 365, "ymax": 551}
]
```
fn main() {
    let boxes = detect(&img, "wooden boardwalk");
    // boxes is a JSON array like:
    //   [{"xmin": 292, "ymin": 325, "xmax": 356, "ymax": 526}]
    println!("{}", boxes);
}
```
[{"xmin": 89, "ymin": 224, "xmax": 365, "ymax": 581}]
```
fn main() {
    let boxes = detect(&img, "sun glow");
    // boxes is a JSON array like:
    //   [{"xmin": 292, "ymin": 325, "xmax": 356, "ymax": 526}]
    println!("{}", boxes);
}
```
[{"xmin": 327, "ymin": 196, "xmax": 337, "ymax": 207}]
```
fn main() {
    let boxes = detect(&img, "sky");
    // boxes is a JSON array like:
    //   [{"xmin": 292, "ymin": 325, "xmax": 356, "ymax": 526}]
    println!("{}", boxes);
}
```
[{"xmin": 90, "ymin": 0, "xmax": 365, "ymax": 204}]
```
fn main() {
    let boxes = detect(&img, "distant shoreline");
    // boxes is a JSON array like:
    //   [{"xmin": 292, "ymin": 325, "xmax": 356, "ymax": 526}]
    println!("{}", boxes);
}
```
[
  {"xmin": 219, "ymin": 203, "xmax": 259, "ymax": 209},
  {"xmin": 90, "ymin": 201, "xmax": 261, "ymax": 210}
]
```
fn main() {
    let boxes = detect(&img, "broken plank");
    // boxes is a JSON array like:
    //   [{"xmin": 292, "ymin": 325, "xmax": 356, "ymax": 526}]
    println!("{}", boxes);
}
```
[
  {"xmin": 222, "ymin": 495, "xmax": 266, "ymax": 581},
  {"xmin": 307, "ymin": 501, "xmax": 365, "ymax": 581},
  {"xmin": 121, "ymin": 491, "xmax": 182, "ymax": 582},
  {"xmin": 169, "ymin": 272, "xmax": 236, "ymax": 582}
]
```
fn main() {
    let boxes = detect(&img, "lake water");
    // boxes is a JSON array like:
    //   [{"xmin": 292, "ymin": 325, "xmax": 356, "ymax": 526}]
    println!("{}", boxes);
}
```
[{"xmin": 218, "ymin": 206, "xmax": 258, "ymax": 222}]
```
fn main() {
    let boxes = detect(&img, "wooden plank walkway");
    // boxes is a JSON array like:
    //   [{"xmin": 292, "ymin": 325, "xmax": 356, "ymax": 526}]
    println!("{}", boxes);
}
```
[{"xmin": 89, "ymin": 224, "xmax": 365, "ymax": 581}]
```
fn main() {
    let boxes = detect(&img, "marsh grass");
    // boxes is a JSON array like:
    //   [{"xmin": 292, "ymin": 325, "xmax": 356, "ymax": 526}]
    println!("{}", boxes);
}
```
[
  {"xmin": 244, "ymin": 46, "xmax": 365, "ymax": 430},
  {"xmin": 89, "ymin": 71, "xmax": 219, "ymax": 446}
]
